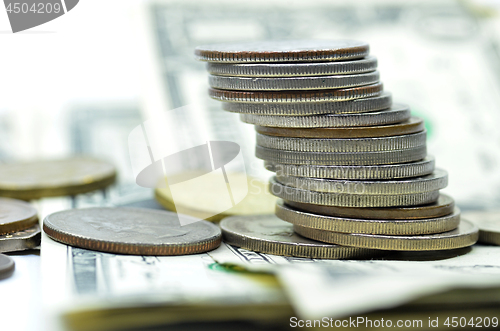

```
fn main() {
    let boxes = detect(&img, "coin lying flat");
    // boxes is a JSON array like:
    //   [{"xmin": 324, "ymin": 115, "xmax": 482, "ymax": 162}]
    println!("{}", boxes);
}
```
[
  {"xmin": 0, "ymin": 198, "xmax": 38, "ymax": 235},
  {"xmin": 269, "ymin": 177, "xmax": 439, "ymax": 207},
  {"xmin": 43, "ymin": 208, "xmax": 221, "ymax": 255},
  {"xmin": 209, "ymin": 83, "xmax": 383, "ymax": 103},
  {"xmin": 265, "ymin": 156, "xmax": 435, "ymax": 180},
  {"xmin": 207, "ymin": 56, "xmax": 377, "ymax": 77},
  {"xmin": 0, "ymin": 157, "xmax": 116, "ymax": 200},
  {"xmin": 0, "ymin": 224, "xmax": 41, "ymax": 253},
  {"xmin": 276, "ymin": 200, "xmax": 460, "ymax": 235},
  {"xmin": 462, "ymin": 211, "xmax": 500, "ymax": 245},
  {"xmin": 195, "ymin": 40, "xmax": 369, "ymax": 63},
  {"xmin": 209, "ymin": 71, "xmax": 380, "ymax": 91},
  {"xmin": 223, "ymin": 92, "xmax": 392, "ymax": 115},
  {"xmin": 240, "ymin": 104, "xmax": 410, "ymax": 128},
  {"xmin": 287, "ymin": 194, "xmax": 455, "ymax": 220},
  {"xmin": 0, "ymin": 254, "xmax": 14, "ymax": 280},
  {"xmin": 220, "ymin": 214, "xmax": 378, "ymax": 259},
  {"xmin": 294, "ymin": 220, "xmax": 478, "ymax": 251},
  {"xmin": 256, "ymin": 145, "xmax": 427, "ymax": 166}
]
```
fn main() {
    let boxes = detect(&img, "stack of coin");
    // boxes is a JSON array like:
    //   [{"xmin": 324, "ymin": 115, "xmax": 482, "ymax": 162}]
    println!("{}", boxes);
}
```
[
  {"xmin": 0, "ymin": 198, "xmax": 41, "ymax": 253},
  {"xmin": 196, "ymin": 40, "xmax": 478, "ymax": 255}
]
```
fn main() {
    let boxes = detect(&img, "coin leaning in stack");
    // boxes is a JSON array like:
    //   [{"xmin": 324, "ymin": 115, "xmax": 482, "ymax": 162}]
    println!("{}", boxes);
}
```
[{"xmin": 195, "ymin": 40, "xmax": 478, "ymax": 257}]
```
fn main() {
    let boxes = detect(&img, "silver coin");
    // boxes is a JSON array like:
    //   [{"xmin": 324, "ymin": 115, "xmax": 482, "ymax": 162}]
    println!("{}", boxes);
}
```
[
  {"xmin": 265, "ymin": 156, "xmax": 435, "ymax": 180},
  {"xmin": 207, "ymin": 56, "xmax": 377, "ymax": 77},
  {"xmin": 275, "ymin": 169, "xmax": 448, "ymax": 195},
  {"xmin": 209, "ymin": 71, "xmax": 380, "ymax": 91},
  {"xmin": 0, "ymin": 254, "xmax": 14, "ymax": 280},
  {"xmin": 256, "ymin": 145, "xmax": 427, "ymax": 166},
  {"xmin": 269, "ymin": 177, "xmax": 440, "ymax": 207},
  {"xmin": 0, "ymin": 224, "xmax": 41, "ymax": 253},
  {"xmin": 256, "ymin": 131, "xmax": 426, "ymax": 153},
  {"xmin": 195, "ymin": 40, "xmax": 369, "ymax": 63},
  {"xmin": 223, "ymin": 92, "xmax": 392, "ymax": 115}
]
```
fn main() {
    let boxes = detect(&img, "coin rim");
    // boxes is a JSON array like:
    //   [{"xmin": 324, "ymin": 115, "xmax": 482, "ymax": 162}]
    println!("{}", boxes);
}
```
[{"xmin": 0, "ymin": 198, "xmax": 39, "ymax": 235}]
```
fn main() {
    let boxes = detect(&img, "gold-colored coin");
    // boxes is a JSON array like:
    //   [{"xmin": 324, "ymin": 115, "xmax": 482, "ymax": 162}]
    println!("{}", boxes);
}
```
[
  {"xmin": 155, "ymin": 172, "xmax": 276, "ymax": 222},
  {"xmin": 294, "ymin": 220, "xmax": 478, "ymax": 251},
  {"xmin": 0, "ymin": 198, "xmax": 38, "ymax": 235},
  {"xmin": 255, "ymin": 117, "xmax": 424, "ymax": 139},
  {"xmin": 286, "ymin": 194, "xmax": 455, "ymax": 220},
  {"xmin": 0, "ymin": 157, "xmax": 116, "ymax": 200},
  {"xmin": 276, "ymin": 200, "xmax": 460, "ymax": 235},
  {"xmin": 462, "ymin": 210, "xmax": 500, "ymax": 246}
]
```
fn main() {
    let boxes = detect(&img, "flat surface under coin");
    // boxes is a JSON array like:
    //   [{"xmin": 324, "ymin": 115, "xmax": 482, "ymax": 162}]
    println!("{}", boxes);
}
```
[
  {"xmin": 195, "ymin": 40, "xmax": 369, "ymax": 63},
  {"xmin": 462, "ymin": 211, "xmax": 500, "ymax": 245},
  {"xmin": 0, "ymin": 157, "xmax": 116, "ymax": 200},
  {"xmin": 294, "ymin": 220, "xmax": 478, "ymax": 251},
  {"xmin": 0, "ymin": 254, "xmax": 14, "ymax": 280},
  {"xmin": 0, "ymin": 198, "xmax": 38, "ymax": 235},
  {"xmin": 220, "ymin": 214, "xmax": 377, "ymax": 259},
  {"xmin": 0, "ymin": 224, "xmax": 41, "ymax": 253},
  {"xmin": 43, "ymin": 208, "xmax": 221, "ymax": 255}
]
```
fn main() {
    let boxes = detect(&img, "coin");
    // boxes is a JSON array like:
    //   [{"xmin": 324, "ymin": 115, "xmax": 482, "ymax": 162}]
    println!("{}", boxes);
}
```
[
  {"xmin": 264, "ymin": 156, "xmax": 435, "ymax": 180},
  {"xmin": 256, "ymin": 131, "xmax": 426, "ymax": 153},
  {"xmin": 286, "ymin": 194, "xmax": 455, "ymax": 220},
  {"xmin": 223, "ymin": 92, "xmax": 392, "ymax": 115},
  {"xmin": 269, "ymin": 177, "xmax": 439, "ymax": 207},
  {"xmin": 209, "ymin": 83, "xmax": 383, "ymax": 103},
  {"xmin": 0, "ymin": 224, "xmax": 41, "ymax": 253},
  {"xmin": 207, "ymin": 56, "xmax": 378, "ymax": 77},
  {"xmin": 0, "ymin": 198, "xmax": 38, "ymax": 235},
  {"xmin": 294, "ymin": 219, "xmax": 478, "ymax": 251},
  {"xmin": 275, "ymin": 169, "xmax": 447, "ymax": 195},
  {"xmin": 155, "ymin": 172, "xmax": 276, "ymax": 222},
  {"xmin": 43, "ymin": 208, "xmax": 221, "ymax": 255},
  {"xmin": 209, "ymin": 71, "xmax": 380, "ymax": 91},
  {"xmin": 461, "ymin": 211, "xmax": 500, "ymax": 245},
  {"xmin": 240, "ymin": 104, "xmax": 410, "ymax": 128},
  {"xmin": 0, "ymin": 157, "xmax": 116, "ymax": 200},
  {"xmin": 256, "ymin": 145, "xmax": 427, "ymax": 166},
  {"xmin": 220, "ymin": 214, "xmax": 378, "ymax": 259},
  {"xmin": 276, "ymin": 200, "xmax": 460, "ymax": 235},
  {"xmin": 195, "ymin": 40, "xmax": 369, "ymax": 63},
  {"xmin": 0, "ymin": 254, "xmax": 14, "ymax": 280}
]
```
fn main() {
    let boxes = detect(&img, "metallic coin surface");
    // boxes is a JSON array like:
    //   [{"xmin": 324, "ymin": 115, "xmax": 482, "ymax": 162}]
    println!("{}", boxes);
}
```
[
  {"xmin": 256, "ymin": 131, "xmax": 426, "ymax": 153},
  {"xmin": 209, "ymin": 83, "xmax": 383, "ymax": 103},
  {"xmin": 195, "ymin": 40, "xmax": 369, "ymax": 63},
  {"xmin": 43, "ymin": 208, "xmax": 221, "ymax": 255},
  {"xmin": 0, "ymin": 157, "xmax": 116, "ymax": 200},
  {"xmin": 287, "ymin": 194, "xmax": 455, "ymax": 220},
  {"xmin": 0, "ymin": 224, "xmax": 41, "ymax": 253},
  {"xmin": 276, "ymin": 200, "xmax": 460, "ymax": 235},
  {"xmin": 275, "ymin": 169, "xmax": 447, "ymax": 195},
  {"xmin": 294, "ymin": 219, "xmax": 478, "ymax": 251},
  {"xmin": 256, "ymin": 145, "xmax": 427, "ymax": 166},
  {"xmin": 240, "ymin": 104, "xmax": 410, "ymax": 128},
  {"xmin": 269, "ymin": 177, "xmax": 439, "ymax": 207},
  {"xmin": 207, "ymin": 56, "xmax": 378, "ymax": 77},
  {"xmin": 209, "ymin": 71, "xmax": 380, "ymax": 91},
  {"xmin": 0, "ymin": 198, "xmax": 38, "ymax": 235},
  {"xmin": 265, "ymin": 156, "xmax": 435, "ymax": 180},
  {"xmin": 462, "ymin": 211, "xmax": 500, "ymax": 246},
  {"xmin": 220, "ymin": 214, "xmax": 378, "ymax": 259},
  {"xmin": 0, "ymin": 254, "xmax": 14, "ymax": 279}
]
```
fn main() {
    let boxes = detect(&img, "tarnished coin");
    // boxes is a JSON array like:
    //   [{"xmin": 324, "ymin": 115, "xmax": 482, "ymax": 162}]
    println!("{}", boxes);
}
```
[
  {"xmin": 195, "ymin": 40, "xmax": 369, "ymax": 63},
  {"xmin": 0, "ymin": 224, "xmax": 41, "ymax": 253},
  {"xmin": 220, "ymin": 214, "xmax": 378, "ymax": 259},
  {"xmin": 223, "ymin": 92, "xmax": 392, "ymax": 115},
  {"xmin": 462, "ymin": 211, "xmax": 500, "ymax": 245},
  {"xmin": 276, "ymin": 200, "xmax": 461, "ymax": 235},
  {"xmin": 209, "ymin": 71, "xmax": 380, "ymax": 91},
  {"xmin": 294, "ymin": 220, "xmax": 478, "ymax": 251},
  {"xmin": 256, "ymin": 131, "xmax": 426, "ymax": 153},
  {"xmin": 0, "ymin": 254, "xmax": 14, "ymax": 280},
  {"xmin": 269, "ymin": 177, "xmax": 439, "ymax": 207},
  {"xmin": 209, "ymin": 83, "xmax": 383, "ymax": 103},
  {"xmin": 240, "ymin": 104, "xmax": 410, "ymax": 128},
  {"xmin": 43, "ymin": 208, "xmax": 221, "ymax": 255},
  {"xmin": 287, "ymin": 194, "xmax": 455, "ymax": 220},
  {"xmin": 207, "ymin": 56, "xmax": 378, "ymax": 77},
  {"xmin": 0, "ymin": 157, "xmax": 116, "ymax": 200},
  {"xmin": 275, "ymin": 169, "xmax": 447, "ymax": 195},
  {"xmin": 0, "ymin": 198, "xmax": 38, "ymax": 235},
  {"xmin": 265, "ymin": 156, "xmax": 435, "ymax": 180},
  {"xmin": 256, "ymin": 145, "xmax": 427, "ymax": 166}
]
